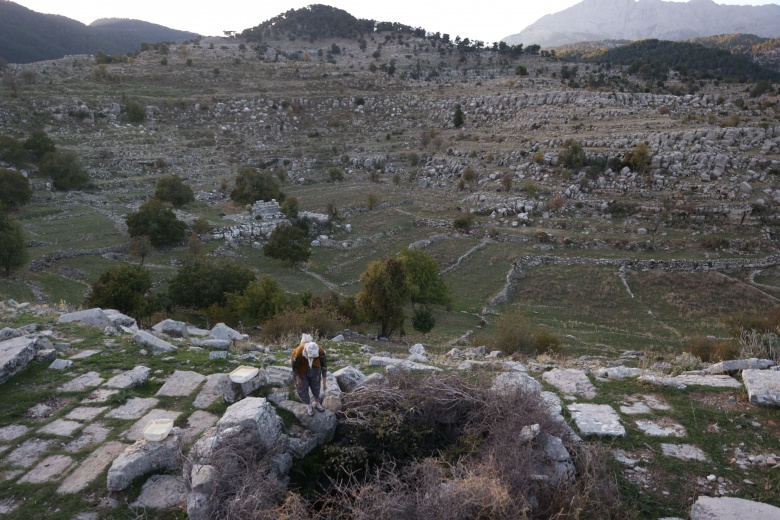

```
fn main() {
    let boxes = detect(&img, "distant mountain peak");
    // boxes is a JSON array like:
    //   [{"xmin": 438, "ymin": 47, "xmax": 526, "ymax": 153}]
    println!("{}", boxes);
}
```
[{"xmin": 503, "ymin": 0, "xmax": 780, "ymax": 48}]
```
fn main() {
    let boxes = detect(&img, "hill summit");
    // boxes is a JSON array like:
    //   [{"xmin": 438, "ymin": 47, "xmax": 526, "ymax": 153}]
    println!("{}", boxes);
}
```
[{"xmin": 504, "ymin": 0, "xmax": 780, "ymax": 48}]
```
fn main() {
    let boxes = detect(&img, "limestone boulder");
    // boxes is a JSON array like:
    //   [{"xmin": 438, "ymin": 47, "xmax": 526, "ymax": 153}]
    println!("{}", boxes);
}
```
[
  {"xmin": 0, "ymin": 336, "xmax": 36, "ymax": 385},
  {"xmin": 742, "ymin": 369, "xmax": 780, "ymax": 406},
  {"xmin": 106, "ymin": 429, "xmax": 183, "ymax": 491},
  {"xmin": 152, "ymin": 319, "xmax": 189, "ymax": 338},
  {"xmin": 210, "ymin": 323, "xmax": 247, "ymax": 343},
  {"xmin": 218, "ymin": 368, "xmax": 269, "ymax": 403},
  {"xmin": 58, "ymin": 308, "xmax": 113, "ymax": 330},
  {"xmin": 491, "ymin": 371, "xmax": 542, "ymax": 394},
  {"xmin": 133, "ymin": 330, "xmax": 177, "ymax": 353},
  {"xmin": 691, "ymin": 496, "xmax": 780, "ymax": 519},
  {"xmin": 333, "ymin": 366, "xmax": 366, "ymax": 392},
  {"xmin": 217, "ymin": 397, "xmax": 283, "ymax": 451}
]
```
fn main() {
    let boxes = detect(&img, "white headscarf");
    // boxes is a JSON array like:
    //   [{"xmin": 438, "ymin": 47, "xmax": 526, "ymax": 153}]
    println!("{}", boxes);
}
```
[
  {"xmin": 303, "ymin": 342, "xmax": 320, "ymax": 368},
  {"xmin": 300, "ymin": 333, "xmax": 313, "ymax": 344}
]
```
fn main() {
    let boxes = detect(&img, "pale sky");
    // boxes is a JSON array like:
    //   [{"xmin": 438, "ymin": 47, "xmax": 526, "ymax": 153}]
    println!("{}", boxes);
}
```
[{"xmin": 11, "ymin": 0, "xmax": 780, "ymax": 43}]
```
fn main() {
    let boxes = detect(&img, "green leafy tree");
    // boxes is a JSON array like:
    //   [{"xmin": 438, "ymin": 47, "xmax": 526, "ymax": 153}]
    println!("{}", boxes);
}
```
[
  {"xmin": 128, "ymin": 235, "xmax": 153, "ymax": 265},
  {"xmin": 281, "ymin": 196, "xmax": 299, "ymax": 219},
  {"xmin": 399, "ymin": 248, "xmax": 450, "ymax": 306},
  {"xmin": 357, "ymin": 257, "xmax": 410, "ymax": 338},
  {"xmin": 125, "ymin": 199, "xmax": 187, "ymax": 247},
  {"xmin": 624, "ymin": 143, "xmax": 651, "ymax": 173},
  {"xmin": 0, "ymin": 169, "xmax": 32, "ymax": 210},
  {"xmin": 124, "ymin": 100, "xmax": 146, "ymax": 123},
  {"xmin": 40, "ymin": 150, "xmax": 91, "ymax": 190},
  {"xmin": 23, "ymin": 129, "xmax": 56, "ymax": 161},
  {"xmin": 453, "ymin": 103, "xmax": 465, "ymax": 128},
  {"xmin": 228, "ymin": 275, "xmax": 287, "ymax": 325},
  {"xmin": 453, "ymin": 211, "xmax": 475, "ymax": 234},
  {"xmin": 263, "ymin": 225, "xmax": 311, "ymax": 265},
  {"xmin": 0, "ymin": 136, "xmax": 29, "ymax": 166},
  {"xmin": 168, "ymin": 258, "xmax": 255, "ymax": 309},
  {"xmin": 154, "ymin": 175, "xmax": 194, "ymax": 207},
  {"xmin": 0, "ymin": 213, "xmax": 28, "ymax": 276},
  {"xmin": 87, "ymin": 264, "xmax": 151, "ymax": 318},
  {"xmin": 230, "ymin": 166, "xmax": 284, "ymax": 205}
]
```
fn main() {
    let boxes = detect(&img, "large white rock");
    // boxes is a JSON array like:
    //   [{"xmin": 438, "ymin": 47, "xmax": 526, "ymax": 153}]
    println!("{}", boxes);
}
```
[
  {"xmin": 491, "ymin": 371, "xmax": 542, "ymax": 394},
  {"xmin": 542, "ymin": 369, "xmax": 596, "ymax": 398},
  {"xmin": 0, "ymin": 336, "xmax": 36, "ymax": 385},
  {"xmin": 567, "ymin": 403, "xmax": 625, "ymax": 437},
  {"xmin": 705, "ymin": 358, "xmax": 774, "ymax": 374},
  {"xmin": 333, "ymin": 366, "xmax": 366, "ymax": 392},
  {"xmin": 105, "ymin": 366, "xmax": 151, "ymax": 389},
  {"xmin": 58, "ymin": 308, "xmax": 113, "ymax": 329},
  {"xmin": 217, "ymin": 397, "xmax": 282, "ymax": 450},
  {"xmin": 691, "ymin": 496, "xmax": 780, "ymax": 519},
  {"xmin": 156, "ymin": 370, "xmax": 206, "ymax": 397},
  {"xmin": 218, "ymin": 369, "xmax": 269, "ymax": 403},
  {"xmin": 106, "ymin": 429, "xmax": 183, "ymax": 491},
  {"xmin": 742, "ymin": 369, "xmax": 780, "ymax": 406},
  {"xmin": 133, "ymin": 330, "xmax": 177, "ymax": 353},
  {"xmin": 210, "ymin": 323, "xmax": 247, "ymax": 342},
  {"xmin": 152, "ymin": 319, "xmax": 189, "ymax": 338}
]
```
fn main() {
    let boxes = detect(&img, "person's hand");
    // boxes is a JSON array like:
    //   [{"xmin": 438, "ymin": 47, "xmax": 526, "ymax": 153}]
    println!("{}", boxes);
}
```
[
  {"xmin": 322, "ymin": 379, "xmax": 328, "ymax": 391},
  {"xmin": 295, "ymin": 375, "xmax": 302, "ymax": 387}
]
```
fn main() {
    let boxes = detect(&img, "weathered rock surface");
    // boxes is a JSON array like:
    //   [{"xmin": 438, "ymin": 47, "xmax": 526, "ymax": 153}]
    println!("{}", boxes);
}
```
[
  {"xmin": 123, "ymin": 409, "xmax": 182, "ymax": 441},
  {"xmin": 542, "ymin": 368, "xmax": 597, "ymax": 398},
  {"xmin": 491, "ymin": 371, "xmax": 542, "ymax": 393},
  {"xmin": 218, "ymin": 368, "xmax": 269, "ymax": 403},
  {"xmin": 59, "ymin": 371, "xmax": 104, "ymax": 392},
  {"xmin": 661, "ymin": 443, "xmax": 707, "ymax": 461},
  {"xmin": 673, "ymin": 374, "xmax": 742, "ymax": 388},
  {"xmin": 156, "ymin": 370, "xmax": 206, "ymax": 397},
  {"xmin": 275, "ymin": 398, "xmax": 337, "ymax": 445},
  {"xmin": 193, "ymin": 373, "xmax": 225, "ymax": 409},
  {"xmin": 210, "ymin": 323, "xmax": 247, "ymax": 343},
  {"xmin": 705, "ymin": 358, "xmax": 774, "ymax": 374},
  {"xmin": 65, "ymin": 406, "xmax": 108, "ymax": 422},
  {"xmin": 567, "ymin": 403, "xmax": 626, "ymax": 437},
  {"xmin": 38, "ymin": 419, "xmax": 82, "ymax": 437},
  {"xmin": 152, "ymin": 319, "xmax": 189, "ymax": 338},
  {"xmin": 58, "ymin": 308, "xmax": 113, "ymax": 329},
  {"xmin": 130, "ymin": 474, "xmax": 188, "ymax": 509},
  {"xmin": 334, "ymin": 366, "xmax": 366, "ymax": 392},
  {"xmin": 635, "ymin": 419, "xmax": 686, "ymax": 437},
  {"xmin": 106, "ymin": 429, "xmax": 183, "ymax": 491},
  {"xmin": 6, "ymin": 438, "xmax": 55, "ymax": 468},
  {"xmin": 133, "ymin": 330, "xmax": 177, "ymax": 353},
  {"xmin": 742, "ymin": 369, "xmax": 780, "ymax": 406},
  {"xmin": 58, "ymin": 441, "xmax": 127, "ymax": 494},
  {"xmin": 19, "ymin": 455, "xmax": 74, "ymax": 484},
  {"xmin": 105, "ymin": 397, "xmax": 159, "ymax": 420},
  {"xmin": 0, "ymin": 336, "xmax": 36, "ymax": 385},
  {"xmin": 690, "ymin": 496, "xmax": 780, "ymax": 519},
  {"xmin": 216, "ymin": 397, "xmax": 282, "ymax": 451},
  {"xmin": 104, "ymin": 366, "xmax": 151, "ymax": 389}
]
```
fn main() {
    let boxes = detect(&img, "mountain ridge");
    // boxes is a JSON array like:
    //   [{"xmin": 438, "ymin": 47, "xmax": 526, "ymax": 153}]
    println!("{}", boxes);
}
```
[{"xmin": 503, "ymin": 0, "xmax": 780, "ymax": 48}]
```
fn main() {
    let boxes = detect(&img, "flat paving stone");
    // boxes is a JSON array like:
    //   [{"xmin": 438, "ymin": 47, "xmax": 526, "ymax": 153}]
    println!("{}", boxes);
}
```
[
  {"xmin": 155, "ymin": 370, "xmax": 206, "ymax": 397},
  {"xmin": 38, "ymin": 419, "xmax": 82, "ymax": 437},
  {"xmin": 661, "ymin": 443, "xmax": 707, "ymax": 461},
  {"xmin": 105, "ymin": 398, "xmax": 159, "ymax": 420},
  {"xmin": 0, "ymin": 499, "xmax": 19, "ymax": 514},
  {"xmin": 192, "ymin": 373, "xmax": 225, "ymax": 409},
  {"xmin": 0, "ymin": 425, "xmax": 29, "ymax": 442},
  {"xmin": 69, "ymin": 350, "xmax": 99, "ymax": 360},
  {"xmin": 130, "ymin": 474, "xmax": 188, "ymax": 509},
  {"xmin": 65, "ymin": 406, "xmax": 108, "ymax": 422},
  {"xmin": 104, "ymin": 366, "xmax": 151, "ymax": 389},
  {"xmin": 673, "ymin": 374, "xmax": 742, "ymax": 388},
  {"xmin": 742, "ymin": 369, "xmax": 780, "ymax": 406},
  {"xmin": 123, "ymin": 409, "xmax": 181, "ymax": 442},
  {"xmin": 5, "ymin": 439, "xmax": 55, "ymax": 467},
  {"xmin": 182, "ymin": 410, "xmax": 218, "ymax": 444},
  {"xmin": 81, "ymin": 388, "xmax": 119, "ymax": 404},
  {"xmin": 542, "ymin": 368, "xmax": 597, "ymax": 399},
  {"xmin": 620, "ymin": 402, "xmax": 653, "ymax": 415},
  {"xmin": 18, "ymin": 455, "xmax": 74, "ymax": 484},
  {"xmin": 58, "ymin": 441, "xmax": 127, "ymax": 494},
  {"xmin": 636, "ymin": 419, "xmax": 686, "ymax": 437},
  {"xmin": 59, "ymin": 371, "xmax": 104, "ymax": 392},
  {"xmin": 0, "ymin": 470, "xmax": 22, "ymax": 482},
  {"xmin": 691, "ymin": 496, "xmax": 780, "ymax": 519},
  {"xmin": 64, "ymin": 423, "xmax": 111, "ymax": 453},
  {"xmin": 567, "ymin": 403, "xmax": 626, "ymax": 437}
]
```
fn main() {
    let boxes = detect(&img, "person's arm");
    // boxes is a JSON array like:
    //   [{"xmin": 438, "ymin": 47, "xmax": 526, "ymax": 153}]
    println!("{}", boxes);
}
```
[
  {"xmin": 320, "ymin": 348, "xmax": 327, "ymax": 390},
  {"xmin": 291, "ymin": 347, "xmax": 302, "ymax": 385}
]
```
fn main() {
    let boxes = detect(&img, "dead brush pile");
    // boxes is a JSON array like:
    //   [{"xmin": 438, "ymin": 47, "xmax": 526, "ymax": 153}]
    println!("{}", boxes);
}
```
[{"xmin": 202, "ymin": 371, "xmax": 633, "ymax": 519}]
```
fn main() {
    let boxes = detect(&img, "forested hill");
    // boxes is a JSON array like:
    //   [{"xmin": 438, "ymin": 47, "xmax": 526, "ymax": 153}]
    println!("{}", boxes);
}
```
[
  {"xmin": 0, "ymin": 1, "xmax": 199, "ymax": 63},
  {"xmin": 241, "ymin": 4, "xmax": 377, "ymax": 42},
  {"xmin": 575, "ymin": 39, "xmax": 780, "ymax": 82}
]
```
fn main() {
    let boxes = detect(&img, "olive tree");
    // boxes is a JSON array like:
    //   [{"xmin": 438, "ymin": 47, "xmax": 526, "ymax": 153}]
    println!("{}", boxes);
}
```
[
  {"xmin": 0, "ymin": 213, "xmax": 28, "ymax": 276},
  {"xmin": 125, "ymin": 199, "xmax": 187, "ymax": 247}
]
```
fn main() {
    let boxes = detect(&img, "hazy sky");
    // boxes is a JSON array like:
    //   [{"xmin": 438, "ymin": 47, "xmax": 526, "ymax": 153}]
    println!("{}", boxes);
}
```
[{"xmin": 11, "ymin": 0, "xmax": 780, "ymax": 43}]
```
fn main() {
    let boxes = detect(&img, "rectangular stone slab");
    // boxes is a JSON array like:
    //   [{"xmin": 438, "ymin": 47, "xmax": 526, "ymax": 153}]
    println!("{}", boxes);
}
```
[
  {"xmin": 567, "ymin": 403, "xmax": 626, "ymax": 437},
  {"xmin": 123, "ymin": 409, "xmax": 182, "ymax": 442},
  {"xmin": 155, "ymin": 370, "xmax": 206, "ymax": 397},
  {"xmin": 58, "ymin": 441, "xmax": 127, "ymax": 494},
  {"xmin": 742, "ymin": 369, "xmax": 780, "ymax": 406},
  {"xmin": 18, "ymin": 455, "xmax": 74, "ymax": 484}
]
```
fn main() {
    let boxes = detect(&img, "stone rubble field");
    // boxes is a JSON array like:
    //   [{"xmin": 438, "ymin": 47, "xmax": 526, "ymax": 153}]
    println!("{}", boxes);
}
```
[{"xmin": 0, "ymin": 299, "xmax": 779, "ymax": 519}]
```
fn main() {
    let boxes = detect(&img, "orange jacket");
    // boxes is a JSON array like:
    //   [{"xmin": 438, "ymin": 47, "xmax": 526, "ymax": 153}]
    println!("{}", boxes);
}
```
[{"xmin": 291, "ymin": 342, "xmax": 327, "ymax": 377}]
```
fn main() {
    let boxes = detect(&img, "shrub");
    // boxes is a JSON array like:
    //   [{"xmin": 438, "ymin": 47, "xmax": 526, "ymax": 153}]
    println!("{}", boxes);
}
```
[
  {"xmin": 280, "ymin": 196, "xmax": 299, "ymax": 219},
  {"xmin": 192, "ymin": 217, "xmax": 212, "ymax": 235},
  {"xmin": 453, "ymin": 212, "xmax": 475, "ymax": 233},
  {"xmin": 548, "ymin": 194, "xmax": 566, "ymax": 212},
  {"xmin": 515, "ymin": 65, "xmax": 528, "ymax": 76},
  {"xmin": 231, "ymin": 166, "xmax": 284, "ymax": 205},
  {"xmin": 263, "ymin": 225, "xmax": 310, "ymax": 264},
  {"xmin": 124, "ymin": 100, "xmax": 146, "ymax": 123},
  {"xmin": 259, "ymin": 306, "xmax": 347, "ymax": 342},
  {"xmin": 128, "ymin": 235, "xmax": 153, "ymax": 265},
  {"xmin": 623, "ymin": 143, "xmax": 651, "ymax": 173},
  {"xmin": 558, "ymin": 139, "xmax": 586, "ymax": 169},
  {"xmin": 483, "ymin": 309, "xmax": 562, "ymax": 357},
  {"xmin": 668, "ymin": 353, "xmax": 703, "ymax": 376},
  {"xmin": 87, "ymin": 264, "xmax": 151, "ymax": 319},
  {"xmin": 520, "ymin": 181, "xmax": 538, "ymax": 197},
  {"xmin": 40, "ymin": 150, "xmax": 91, "ymax": 190},
  {"xmin": 125, "ymin": 199, "xmax": 187, "ymax": 247},
  {"xmin": 366, "ymin": 192, "xmax": 379, "ymax": 209},
  {"xmin": 154, "ymin": 175, "xmax": 194, "ymax": 207},
  {"xmin": 227, "ymin": 276, "xmax": 287, "ymax": 325},
  {"xmin": 739, "ymin": 331, "xmax": 780, "ymax": 364},
  {"xmin": 688, "ymin": 336, "xmax": 740, "ymax": 363},
  {"xmin": 328, "ymin": 167, "xmax": 345, "ymax": 182},
  {"xmin": 0, "ymin": 213, "xmax": 28, "ymax": 276},
  {"xmin": 23, "ymin": 129, "xmax": 55, "ymax": 161},
  {"xmin": 0, "ymin": 169, "xmax": 32, "ymax": 210},
  {"xmin": 0, "ymin": 136, "xmax": 29, "ymax": 166},
  {"xmin": 411, "ymin": 305, "xmax": 436, "ymax": 334},
  {"xmin": 168, "ymin": 258, "xmax": 255, "ymax": 309}
]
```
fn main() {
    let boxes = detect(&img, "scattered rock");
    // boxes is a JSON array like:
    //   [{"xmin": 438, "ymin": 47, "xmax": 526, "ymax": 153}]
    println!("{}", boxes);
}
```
[
  {"xmin": 156, "ymin": 370, "xmax": 206, "ymax": 397},
  {"xmin": 133, "ymin": 331, "xmax": 177, "ymax": 353},
  {"xmin": 661, "ymin": 443, "xmax": 707, "ymax": 461},
  {"xmin": 58, "ymin": 309, "xmax": 113, "ymax": 330},
  {"xmin": 567, "ymin": 403, "xmax": 626, "ymax": 437},
  {"xmin": 104, "ymin": 366, "xmax": 151, "ymax": 389},
  {"xmin": 106, "ymin": 429, "xmax": 184, "ymax": 491},
  {"xmin": 690, "ymin": 496, "xmax": 780, "ymax": 519},
  {"xmin": 333, "ymin": 366, "xmax": 366, "ymax": 392},
  {"xmin": 131, "ymin": 474, "xmax": 188, "ymax": 509}
]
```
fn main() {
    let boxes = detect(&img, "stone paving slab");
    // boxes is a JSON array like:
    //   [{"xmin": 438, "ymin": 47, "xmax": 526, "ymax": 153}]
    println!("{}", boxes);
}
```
[
  {"xmin": 59, "ymin": 371, "xmax": 104, "ymax": 392},
  {"xmin": 155, "ymin": 370, "xmax": 206, "ymax": 397},
  {"xmin": 193, "ymin": 373, "xmax": 226, "ymax": 409},
  {"xmin": 742, "ymin": 369, "xmax": 780, "ymax": 406},
  {"xmin": 691, "ymin": 496, "xmax": 780, "ymax": 519},
  {"xmin": 65, "ymin": 406, "xmax": 109, "ymax": 422},
  {"xmin": 0, "ymin": 499, "xmax": 18, "ymax": 514},
  {"xmin": 0, "ymin": 470, "xmax": 22, "ymax": 482},
  {"xmin": 130, "ymin": 474, "xmax": 188, "ymax": 509},
  {"xmin": 38, "ymin": 419, "xmax": 82, "ymax": 437},
  {"xmin": 182, "ymin": 410, "xmax": 219, "ymax": 445},
  {"xmin": 105, "ymin": 398, "xmax": 159, "ymax": 420},
  {"xmin": 673, "ymin": 374, "xmax": 742, "ymax": 388},
  {"xmin": 542, "ymin": 368, "xmax": 597, "ymax": 398},
  {"xmin": 123, "ymin": 409, "xmax": 182, "ymax": 442},
  {"xmin": 620, "ymin": 402, "xmax": 652, "ymax": 415},
  {"xmin": 58, "ymin": 441, "xmax": 127, "ymax": 494},
  {"xmin": 661, "ymin": 444, "xmax": 707, "ymax": 461},
  {"xmin": 81, "ymin": 388, "xmax": 119, "ymax": 403},
  {"xmin": 18, "ymin": 455, "xmax": 74, "ymax": 484},
  {"xmin": 636, "ymin": 419, "xmax": 686, "ymax": 437},
  {"xmin": 4, "ymin": 438, "xmax": 55, "ymax": 468},
  {"xmin": 0, "ymin": 424, "xmax": 28, "ymax": 442},
  {"xmin": 104, "ymin": 366, "xmax": 151, "ymax": 389},
  {"xmin": 567, "ymin": 403, "xmax": 626, "ymax": 437},
  {"xmin": 69, "ymin": 350, "xmax": 99, "ymax": 360},
  {"xmin": 64, "ymin": 423, "xmax": 111, "ymax": 453}
]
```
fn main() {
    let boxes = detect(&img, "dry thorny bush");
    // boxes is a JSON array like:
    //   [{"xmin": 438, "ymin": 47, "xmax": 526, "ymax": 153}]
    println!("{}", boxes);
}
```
[{"xmin": 197, "ymin": 371, "xmax": 631, "ymax": 519}]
